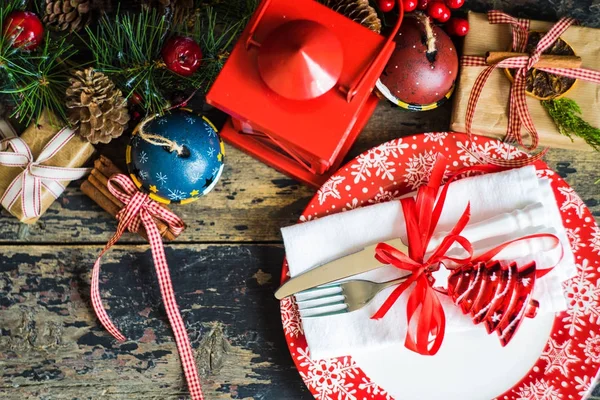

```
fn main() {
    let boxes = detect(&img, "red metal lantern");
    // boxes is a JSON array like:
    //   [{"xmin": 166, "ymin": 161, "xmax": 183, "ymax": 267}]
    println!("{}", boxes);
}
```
[{"xmin": 206, "ymin": 0, "xmax": 403, "ymax": 187}]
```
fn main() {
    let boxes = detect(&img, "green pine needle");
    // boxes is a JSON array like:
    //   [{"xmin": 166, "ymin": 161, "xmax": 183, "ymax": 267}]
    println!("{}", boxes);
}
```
[{"xmin": 542, "ymin": 98, "xmax": 600, "ymax": 151}]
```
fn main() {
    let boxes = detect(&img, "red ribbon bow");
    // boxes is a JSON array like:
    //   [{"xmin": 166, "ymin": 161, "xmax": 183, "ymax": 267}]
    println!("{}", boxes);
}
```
[
  {"xmin": 370, "ymin": 156, "xmax": 561, "ymax": 356},
  {"xmin": 91, "ymin": 174, "xmax": 204, "ymax": 400},
  {"xmin": 461, "ymin": 11, "xmax": 600, "ymax": 167}
]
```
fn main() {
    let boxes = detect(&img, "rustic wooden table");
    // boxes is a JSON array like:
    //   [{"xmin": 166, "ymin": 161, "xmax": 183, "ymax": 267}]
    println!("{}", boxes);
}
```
[{"xmin": 1, "ymin": 2, "xmax": 599, "ymax": 399}]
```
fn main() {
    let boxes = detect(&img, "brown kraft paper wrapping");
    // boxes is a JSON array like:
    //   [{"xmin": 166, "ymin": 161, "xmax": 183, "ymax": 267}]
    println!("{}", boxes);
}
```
[
  {"xmin": 0, "ymin": 109, "xmax": 96, "ymax": 223},
  {"xmin": 450, "ymin": 12, "xmax": 600, "ymax": 151}
]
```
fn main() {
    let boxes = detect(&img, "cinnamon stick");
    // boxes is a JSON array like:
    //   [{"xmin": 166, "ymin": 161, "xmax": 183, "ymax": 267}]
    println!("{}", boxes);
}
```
[
  {"xmin": 485, "ymin": 52, "xmax": 582, "ymax": 69},
  {"xmin": 81, "ymin": 155, "xmax": 183, "ymax": 241}
]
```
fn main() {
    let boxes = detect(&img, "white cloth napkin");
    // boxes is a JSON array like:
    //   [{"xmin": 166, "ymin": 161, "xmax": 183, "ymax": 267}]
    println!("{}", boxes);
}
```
[{"xmin": 281, "ymin": 166, "xmax": 576, "ymax": 360}]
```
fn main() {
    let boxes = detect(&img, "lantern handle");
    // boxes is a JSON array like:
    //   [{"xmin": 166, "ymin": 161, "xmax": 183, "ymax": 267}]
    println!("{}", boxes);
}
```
[
  {"xmin": 342, "ymin": 0, "xmax": 404, "ymax": 103},
  {"xmin": 245, "ymin": 0, "xmax": 272, "ymax": 49}
]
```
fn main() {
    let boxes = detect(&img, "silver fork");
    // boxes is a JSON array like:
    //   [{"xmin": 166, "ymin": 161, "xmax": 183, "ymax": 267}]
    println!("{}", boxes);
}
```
[{"xmin": 296, "ymin": 276, "xmax": 410, "ymax": 318}]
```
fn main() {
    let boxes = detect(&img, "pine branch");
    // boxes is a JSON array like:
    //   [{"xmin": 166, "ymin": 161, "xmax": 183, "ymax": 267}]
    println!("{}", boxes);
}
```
[
  {"xmin": 0, "ymin": 0, "xmax": 78, "ymax": 125},
  {"xmin": 83, "ymin": 5, "xmax": 252, "ymax": 116},
  {"xmin": 542, "ymin": 98, "xmax": 600, "ymax": 152}
]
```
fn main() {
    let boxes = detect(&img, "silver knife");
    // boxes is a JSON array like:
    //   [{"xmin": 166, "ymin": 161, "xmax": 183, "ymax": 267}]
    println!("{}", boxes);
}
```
[{"xmin": 274, "ymin": 238, "xmax": 408, "ymax": 299}]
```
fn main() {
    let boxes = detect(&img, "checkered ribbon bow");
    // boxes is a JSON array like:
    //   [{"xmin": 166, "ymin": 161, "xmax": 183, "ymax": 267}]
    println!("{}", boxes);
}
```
[
  {"xmin": 91, "ymin": 174, "xmax": 204, "ymax": 400},
  {"xmin": 0, "ymin": 127, "xmax": 91, "ymax": 219},
  {"xmin": 461, "ymin": 11, "xmax": 600, "ymax": 167}
]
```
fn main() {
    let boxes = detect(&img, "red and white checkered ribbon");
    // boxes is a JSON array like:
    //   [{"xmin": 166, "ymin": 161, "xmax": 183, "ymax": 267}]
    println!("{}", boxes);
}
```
[
  {"xmin": 462, "ymin": 10, "xmax": 600, "ymax": 167},
  {"xmin": 91, "ymin": 174, "xmax": 204, "ymax": 400},
  {"xmin": 0, "ymin": 126, "xmax": 91, "ymax": 219}
]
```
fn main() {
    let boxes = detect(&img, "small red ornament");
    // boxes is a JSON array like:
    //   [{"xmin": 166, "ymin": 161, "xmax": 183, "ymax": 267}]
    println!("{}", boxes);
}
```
[
  {"xmin": 402, "ymin": 0, "xmax": 418, "ymax": 12},
  {"xmin": 161, "ymin": 36, "xmax": 202, "ymax": 77},
  {"xmin": 445, "ymin": 0, "xmax": 465, "ymax": 8},
  {"xmin": 427, "ymin": 2, "xmax": 449, "ymax": 21},
  {"xmin": 378, "ymin": 0, "xmax": 395, "ymax": 12},
  {"xmin": 446, "ymin": 17, "xmax": 469, "ymax": 36},
  {"xmin": 130, "ymin": 92, "xmax": 143, "ymax": 105},
  {"xmin": 417, "ymin": 0, "xmax": 429, "ymax": 10},
  {"xmin": 437, "ymin": 7, "xmax": 451, "ymax": 22},
  {"xmin": 3, "ymin": 11, "xmax": 44, "ymax": 50}
]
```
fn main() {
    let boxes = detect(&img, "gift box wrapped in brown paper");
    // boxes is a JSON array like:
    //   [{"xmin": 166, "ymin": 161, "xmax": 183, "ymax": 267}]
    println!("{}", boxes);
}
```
[
  {"xmin": 450, "ymin": 12, "xmax": 600, "ymax": 151},
  {"xmin": 0, "ymin": 110, "xmax": 95, "ymax": 223}
]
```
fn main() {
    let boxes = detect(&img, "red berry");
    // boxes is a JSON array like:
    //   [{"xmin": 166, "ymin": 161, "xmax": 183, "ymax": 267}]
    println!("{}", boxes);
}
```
[
  {"xmin": 445, "ymin": 0, "xmax": 465, "ymax": 8},
  {"xmin": 378, "ymin": 0, "xmax": 395, "ymax": 12},
  {"xmin": 130, "ymin": 92, "xmax": 143, "ymax": 105},
  {"xmin": 162, "ymin": 36, "xmax": 203, "ymax": 77},
  {"xmin": 402, "ymin": 0, "xmax": 418, "ymax": 12},
  {"xmin": 437, "ymin": 7, "xmax": 451, "ymax": 22},
  {"xmin": 447, "ymin": 17, "xmax": 469, "ymax": 36},
  {"xmin": 417, "ymin": 0, "xmax": 428, "ymax": 10},
  {"xmin": 427, "ymin": 2, "xmax": 447, "ymax": 19},
  {"xmin": 3, "ymin": 11, "xmax": 44, "ymax": 50}
]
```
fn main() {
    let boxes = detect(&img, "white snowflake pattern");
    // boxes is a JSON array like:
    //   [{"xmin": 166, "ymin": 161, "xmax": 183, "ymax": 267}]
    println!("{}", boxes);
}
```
[
  {"xmin": 558, "ymin": 187, "xmax": 586, "ymax": 219},
  {"xmin": 456, "ymin": 140, "xmax": 493, "ymax": 165},
  {"xmin": 317, "ymin": 175, "xmax": 345, "ymax": 205},
  {"xmin": 539, "ymin": 338, "xmax": 579, "ymax": 377},
  {"xmin": 574, "ymin": 375, "xmax": 592, "ymax": 397},
  {"xmin": 167, "ymin": 189, "xmax": 187, "ymax": 201},
  {"xmin": 157, "ymin": 117, "xmax": 167, "ymax": 125},
  {"xmin": 139, "ymin": 170, "xmax": 149, "ymax": 180},
  {"xmin": 212, "ymin": 166, "xmax": 220, "ymax": 177},
  {"xmin": 185, "ymin": 115, "xmax": 196, "ymax": 124},
  {"xmin": 357, "ymin": 378, "xmax": 392, "ymax": 399},
  {"xmin": 138, "ymin": 151, "xmax": 148, "ymax": 164},
  {"xmin": 349, "ymin": 140, "xmax": 407, "ymax": 184},
  {"xmin": 536, "ymin": 169, "xmax": 556, "ymax": 179},
  {"xmin": 207, "ymin": 147, "xmax": 216, "ymax": 157},
  {"xmin": 516, "ymin": 378, "xmax": 562, "ymax": 400},
  {"xmin": 488, "ymin": 140, "xmax": 526, "ymax": 160},
  {"xmin": 156, "ymin": 172, "xmax": 168, "ymax": 185},
  {"xmin": 404, "ymin": 150, "xmax": 438, "ymax": 189},
  {"xmin": 297, "ymin": 347, "xmax": 359, "ymax": 400},
  {"xmin": 299, "ymin": 214, "xmax": 317, "ymax": 223},
  {"xmin": 562, "ymin": 259, "xmax": 600, "ymax": 336},
  {"xmin": 590, "ymin": 226, "xmax": 600, "ymax": 255},
  {"xmin": 281, "ymin": 297, "xmax": 303, "ymax": 338},
  {"xmin": 566, "ymin": 227, "xmax": 586, "ymax": 252},
  {"xmin": 342, "ymin": 198, "xmax": 360, "ymax": 211},
  {"xmin": 578, "ymin": 331, "xmax": 600, "ymax": 364},
  {"xmin": 368, "ymin": 187, "xmax": 402, "ymax": 204},
  {"xmin": 424, "ymin": 131, "xmax": 448, "ymax": 145}
]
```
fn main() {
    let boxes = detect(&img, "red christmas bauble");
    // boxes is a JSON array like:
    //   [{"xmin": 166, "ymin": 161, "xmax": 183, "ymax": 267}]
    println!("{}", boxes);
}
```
[
  {"xmin": 378, "ymin": 16, "xmax": 458, "ymax": 106},
  {"xmin": 417, "ymin": 0, "xmax": 429, "ymax": 10},
  {"xmin": 3, "ymin": 11, "xmax": 44, "ymax": 50},
  {"xmin": 427, "ymin": 2, "xmax": 446, "ymax": 19},
  {"xmin": 447, "ymin": 17, "xmax": 469, "ymax": 36},
  {"xmin": 162, "ymin": 36, "xmax": 202, "ymax": 77},
  {"xmin": 445, "ymin": 0, "xmax": 465, "ymax": 8},
  {"xmin": 378, "ymin": 0, "xmax": 395, "ymax": 12},
  {"xmin": 403, "ymin": 0, "xmax": 418, "ymax": 12}
]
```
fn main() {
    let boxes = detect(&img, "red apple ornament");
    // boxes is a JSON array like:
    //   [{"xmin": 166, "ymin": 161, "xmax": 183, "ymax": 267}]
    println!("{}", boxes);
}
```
[
  {"xmin": 377, "ymin": 15, "xmax": 458, "ymax": 108},
  {"xmin": 162, "ymin": 36, "xmax": 202, "ymax": 77},
  {"xmin": 3, "ymin": 11, "xmax": 44, "ymax": 50}
]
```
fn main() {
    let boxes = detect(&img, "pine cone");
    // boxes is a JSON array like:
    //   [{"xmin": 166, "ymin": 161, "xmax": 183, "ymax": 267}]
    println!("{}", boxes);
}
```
[
  {"xmin": 322, "ymin": 0, "xmax": 381, "ymax": 34},
  {"xmin": 43, "ymin": 0, "xmax": 94, "ymax": 32},
  {"xmin": 65, "ymin": 68, "xmax": 130, "ymax": 145}
]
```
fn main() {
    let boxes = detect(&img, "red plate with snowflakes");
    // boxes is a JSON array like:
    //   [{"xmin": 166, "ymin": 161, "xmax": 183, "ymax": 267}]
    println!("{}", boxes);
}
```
[{"xmin": 280, "ymin": 133, "xmax": 600, "ymax": 400}]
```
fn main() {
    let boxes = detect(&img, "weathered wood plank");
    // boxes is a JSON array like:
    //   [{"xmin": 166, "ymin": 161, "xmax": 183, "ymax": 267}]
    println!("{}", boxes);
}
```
[
  {"xmin": 0, "ymin": 102, "xmax": 597, "ymax": 244},
  {"xmin": 0, "ymin": 244, "xmax": 312, "ymax": 399}
]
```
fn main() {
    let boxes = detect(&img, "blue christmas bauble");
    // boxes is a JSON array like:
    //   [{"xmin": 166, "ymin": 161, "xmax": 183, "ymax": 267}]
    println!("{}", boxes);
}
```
[{"xmin": 126, "ymin": 109, "xmax": 225, "ymax": 204}]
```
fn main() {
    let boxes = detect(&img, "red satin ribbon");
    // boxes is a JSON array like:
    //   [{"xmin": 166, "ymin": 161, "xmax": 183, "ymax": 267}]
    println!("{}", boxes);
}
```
[{"xmin": 370, "ymin": 156, "xmax": 562, "ymax": 356}]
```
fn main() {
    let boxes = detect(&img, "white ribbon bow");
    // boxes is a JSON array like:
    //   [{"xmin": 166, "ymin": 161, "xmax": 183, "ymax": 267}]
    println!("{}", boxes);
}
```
[{"xmin": 0, "ymin": 126, "xmax": 91, "ymax": 219}]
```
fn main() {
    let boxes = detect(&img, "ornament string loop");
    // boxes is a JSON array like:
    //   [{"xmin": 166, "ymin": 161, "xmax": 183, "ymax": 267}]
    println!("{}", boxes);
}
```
[
  {"xmin": 91, "ymin": 174, "xmax": 203, "ymax": 400},
  {"xmin": 461, "ymin": 10, "xmax": 600, "ymax": 167},
  {"xmin": 137, "ymin": 115, "xmax": 188, "ymax": 156},
  {"xmin": 371, "ymin": 156, "xmax": 562, "ymax": 356}
]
